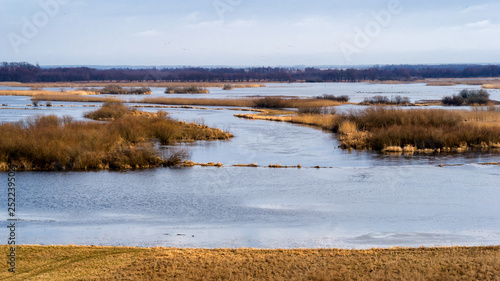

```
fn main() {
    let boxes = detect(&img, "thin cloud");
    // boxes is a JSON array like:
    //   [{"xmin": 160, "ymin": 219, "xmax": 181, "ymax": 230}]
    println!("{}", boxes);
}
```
[
  {"xmin": 465, "ymin": 20, "xmax": 491, "ymax": 28},
  {"xmin": 135, "ymin": 29, "xmax": 162, "ymax": 37}
]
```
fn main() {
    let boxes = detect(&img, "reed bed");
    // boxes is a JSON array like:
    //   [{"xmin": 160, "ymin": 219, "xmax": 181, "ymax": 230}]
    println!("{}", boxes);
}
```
[
  {"xmin": 0, "ymin": 245, "xmax": 498, "ymax": 280},
  {"xmin": 342, "ymin": 107, "xmax": 500, "ymax": 151},
  {"xmin": 0, "ymin": 104, "xmax": 232, "ymax": 171}
]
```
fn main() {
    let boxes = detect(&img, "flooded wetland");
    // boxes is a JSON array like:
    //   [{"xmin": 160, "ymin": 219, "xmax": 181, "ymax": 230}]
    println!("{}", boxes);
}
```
[{"xmin": 1, "ymin": 82, "xmax": 499, "ymax": 249}]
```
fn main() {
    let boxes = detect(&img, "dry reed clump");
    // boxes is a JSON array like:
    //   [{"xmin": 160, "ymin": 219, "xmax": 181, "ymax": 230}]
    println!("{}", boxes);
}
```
[
  {"xmin": 222, "ymin": 84, "xmax": 234, "ymax": 90},
  {"xmin": 1, "ymin": 245, "xmax": 497, "ymax": 280},
  {"xmin": 343, "ymin": 107, "xmax": 500, "ymax": 151},
  {"xmin": 315, "ymin": 94, "xmax": 350, "ymax": 102},
  {"xmin": 253, "ymin": 97, "xmax": 293, "ymax": 109},
  {"xmin": 181, "ymin": 160, "xmax": 223, "ymax": 167},
  {"xmin": 337, "ymin": 121, "xmax": 370, "ymax": 149},
  {"xmin": 0, "ymin": 105, "xmax": 232, "ymax": 171},
  {"xmin": 233, "ymin": 163, "xmax": 258, "ymax": 167},
  {"xmin": 298, "ymin": 106, "xmax": 333, "ymax": 114},
  {"xmin": 84, "ymin": 102, "xmax": 130, "ymax": 120},
  {"xmin": 97, "ymin": 85, "xmax": 152, "ymax": 95},
  {"xmin": 165, "ymin": 85, "xmax": 209, "ymax": 94},
  {"xmin": 290, "ymin": 114, "xmax": 339, "ymax": 130}
]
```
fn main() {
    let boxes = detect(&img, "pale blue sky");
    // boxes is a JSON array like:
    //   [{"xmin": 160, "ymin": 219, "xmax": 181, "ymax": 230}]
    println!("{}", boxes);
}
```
[{"xmin": 1, "ymin": 0, "xmax": 500, "ymax": 66}]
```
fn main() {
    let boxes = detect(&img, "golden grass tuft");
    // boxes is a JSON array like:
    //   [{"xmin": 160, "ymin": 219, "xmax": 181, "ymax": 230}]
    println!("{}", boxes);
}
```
[
  {"xmin": 233, "ymin": 163, "xmax": 258, "ymax": 167},
  {"xmin": 482, "ymin": 83, "xmax": 500, "ymax": 89}
]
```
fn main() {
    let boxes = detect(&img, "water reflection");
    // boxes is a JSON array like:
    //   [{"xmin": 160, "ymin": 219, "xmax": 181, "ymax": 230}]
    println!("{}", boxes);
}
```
[{"xmin": 4, "ymin": 165, "xmax": 499, "ymax": 248}]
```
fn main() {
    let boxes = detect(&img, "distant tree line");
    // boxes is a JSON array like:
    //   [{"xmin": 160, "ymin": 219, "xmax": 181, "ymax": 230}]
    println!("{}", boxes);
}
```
[{"xmin": 1, "ymin": 62, "xmax": 500, "ymax": 83}]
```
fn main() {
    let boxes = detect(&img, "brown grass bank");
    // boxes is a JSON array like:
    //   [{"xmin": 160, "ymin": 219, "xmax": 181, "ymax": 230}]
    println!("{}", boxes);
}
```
[
  {"xmin": 0, "ymin": 90, "xmax": 90, "ymax": 97},
  {"xmin": 137, "ymin": 97, "xmax": 343, "ymax": 109},
  {"xmin": 31, "ymin": 94, "xmax": 121, "ymax": 103},
  {"xmin": 0, "ymin": 104, "xmax": 232, "ymax": 171},
  {"xmin": 0, "ymin": 245, "xmax": 498, "ymax": 280},
  {"xmin": 137, "ymin": 97, "xmax": 255, "ymax": 107}
]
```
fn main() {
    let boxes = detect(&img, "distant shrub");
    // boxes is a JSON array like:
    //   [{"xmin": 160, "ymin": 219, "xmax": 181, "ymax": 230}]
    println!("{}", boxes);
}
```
[
  {"xmin": 298, "ymin": 106, "xmax": 334, "ymax": 115},
  {"xmin": 223, "ymin": 84, "xmax": 234, "ymax": 90},
  {"xmin": 442, "ymin": 89, "xmax": 490, "ymax": 106},
  {"xmin": 315, "ymin": 94, "xmax": 350, "ymax": 102},
  {"xmin": 253, "ymin": 97, "xmax": 292, "ymax": 109},
  {"xmin": 361, "ymin": 95, "xmax": 410, "ymax": 105},
  {"xmin": 165, "ymin": 86, "xmax": 209, "ymax": 94},
  {"xmin": 129, "ymin": 87, "xmax": 152, "ymax": 95},
  {"xmin": 99, "ymin": 85, "xmax": 151, "ymax": 95}
]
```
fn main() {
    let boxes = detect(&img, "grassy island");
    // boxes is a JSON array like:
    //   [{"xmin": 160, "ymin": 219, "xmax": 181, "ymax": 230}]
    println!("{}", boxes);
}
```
[{"xmin": 0, "ymin": 102, "xmax": 232, "ymax": 171}]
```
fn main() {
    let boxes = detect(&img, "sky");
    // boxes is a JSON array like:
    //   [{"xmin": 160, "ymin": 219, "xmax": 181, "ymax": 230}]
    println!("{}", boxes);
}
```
[{"xmin": 1, "ymin": 0, "xmax": 500, "ymax": 66}]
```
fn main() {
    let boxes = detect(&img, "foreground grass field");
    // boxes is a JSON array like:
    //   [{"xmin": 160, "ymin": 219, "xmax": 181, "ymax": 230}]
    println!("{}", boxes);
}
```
[{"xmin": 0, "ymin": 245, "xmax": 498, "ymax": 280}]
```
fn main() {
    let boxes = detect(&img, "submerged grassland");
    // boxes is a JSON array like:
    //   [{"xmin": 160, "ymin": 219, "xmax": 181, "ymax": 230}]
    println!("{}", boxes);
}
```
[
  {"xmin": 0, "ymin": 103, "xmax": 232, "ymax": 171},
  {"xmin": 0, "ymin": 245, "xmax": 498, "ymax": 280}
]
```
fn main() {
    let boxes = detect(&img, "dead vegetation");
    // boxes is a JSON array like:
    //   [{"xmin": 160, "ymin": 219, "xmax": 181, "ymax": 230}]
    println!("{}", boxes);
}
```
[
  {"xmin": 0, "ymin": 102, "xmax": 232, "ymax": 171},
  {"xmin": 0, "ymin": 245, "xmax": 498, "ymax": 280}
]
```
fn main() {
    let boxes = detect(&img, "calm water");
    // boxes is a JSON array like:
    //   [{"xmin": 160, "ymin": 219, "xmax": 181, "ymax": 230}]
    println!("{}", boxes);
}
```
[
  {"xmin": 131, "ymin": 82, "xmax": 500, "ymax": 103},
  {"xmin": 1, "ymin": 83, "xmax": 499, "ymax": 248}
]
